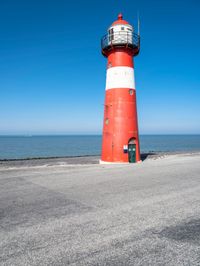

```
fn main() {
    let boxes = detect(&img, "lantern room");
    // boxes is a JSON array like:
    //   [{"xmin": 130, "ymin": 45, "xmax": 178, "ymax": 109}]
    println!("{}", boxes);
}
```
[
  {"xmin": 107, "ymin": 14, "xmax": 133, "ymax": 46},
  {"xmin": 101, "ymin": 13, "xmax": 140, "ymax": 57}
]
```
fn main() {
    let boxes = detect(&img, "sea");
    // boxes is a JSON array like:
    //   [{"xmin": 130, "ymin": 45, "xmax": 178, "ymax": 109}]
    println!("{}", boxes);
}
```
[{"xmin": 0, "ymin": 135, "xmax": 200, "ymax": 160}]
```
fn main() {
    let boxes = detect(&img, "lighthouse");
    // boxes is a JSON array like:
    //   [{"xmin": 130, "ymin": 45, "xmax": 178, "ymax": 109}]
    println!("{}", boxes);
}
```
[{"xmin": 100, "ymin": 13, "xmax": 141, "ymax": 163}]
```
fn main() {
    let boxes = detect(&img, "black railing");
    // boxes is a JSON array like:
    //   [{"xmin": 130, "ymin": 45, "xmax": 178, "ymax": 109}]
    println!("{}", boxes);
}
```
[{"xmin": 101, "ymin": 31, "xmax": 140, "ymax": 55}]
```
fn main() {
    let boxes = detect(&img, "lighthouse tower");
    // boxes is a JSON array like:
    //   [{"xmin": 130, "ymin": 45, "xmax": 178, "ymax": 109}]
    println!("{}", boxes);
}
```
[{"xmin": 100, "ymin": 13, "xmax": 141, "ymax": 163}]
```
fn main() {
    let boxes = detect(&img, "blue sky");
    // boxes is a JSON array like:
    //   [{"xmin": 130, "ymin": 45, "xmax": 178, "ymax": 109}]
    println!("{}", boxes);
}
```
[{"xmin": 0, "ymin": 0, "xmax": 199, "ymax": 135}]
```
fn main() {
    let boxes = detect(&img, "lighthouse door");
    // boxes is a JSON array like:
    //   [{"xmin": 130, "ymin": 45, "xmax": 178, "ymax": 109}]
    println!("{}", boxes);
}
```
[{"xmin": 128, "ymin": 144, "xmax": 136, "ymax": 163}]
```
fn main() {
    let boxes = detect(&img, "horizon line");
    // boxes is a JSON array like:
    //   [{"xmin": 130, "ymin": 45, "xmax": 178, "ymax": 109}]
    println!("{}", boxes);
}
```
[{"xmin": 0, "ymin": 133, "xmax": 200, "ymax": 137}]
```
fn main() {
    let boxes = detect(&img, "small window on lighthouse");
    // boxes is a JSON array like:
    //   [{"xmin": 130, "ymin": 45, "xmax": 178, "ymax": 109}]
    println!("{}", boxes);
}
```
[
  {"xmin": 108, "ymin": 28, "xmax": 114, "ymax": 41},
  {"xmin": 121, "ymin": 27, "xmax": 124, "ymax": 30},
  {"xmin": 105, "ymin": 118, "xmax": 109, "ymax": 125},
  {"xmin": 129, "ymin": 89, "xmax": 134, "ymax": 95}
]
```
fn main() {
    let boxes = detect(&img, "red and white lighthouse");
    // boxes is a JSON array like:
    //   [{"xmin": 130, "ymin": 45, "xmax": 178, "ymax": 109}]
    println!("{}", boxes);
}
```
[{"xmin": 100, "ymin": 13, "xmax": 141, "ymax": 163}]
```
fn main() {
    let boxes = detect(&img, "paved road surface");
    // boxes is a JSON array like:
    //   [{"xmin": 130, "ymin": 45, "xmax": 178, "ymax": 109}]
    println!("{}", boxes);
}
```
[{"xmin": 0, "ymin": 153, "xmax": 200, "ymax": 265}]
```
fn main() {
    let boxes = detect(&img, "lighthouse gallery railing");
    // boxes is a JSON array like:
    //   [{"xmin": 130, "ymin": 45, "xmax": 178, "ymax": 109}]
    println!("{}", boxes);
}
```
[{"xmin": 101, "ymin": 31, "xmax": 140, "ymax": 54}]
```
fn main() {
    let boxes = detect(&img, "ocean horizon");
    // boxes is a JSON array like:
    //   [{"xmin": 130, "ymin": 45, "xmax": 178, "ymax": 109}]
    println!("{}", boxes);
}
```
[{"xmin": 0, "ymin": 134, "xmax": 200, "ymax": 160}]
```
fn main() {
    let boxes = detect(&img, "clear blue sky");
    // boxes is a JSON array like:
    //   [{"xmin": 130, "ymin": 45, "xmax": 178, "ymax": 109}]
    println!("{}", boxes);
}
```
[{"xmin": 0, "ymin": 0, "xmax": 199, "ymax": 135}]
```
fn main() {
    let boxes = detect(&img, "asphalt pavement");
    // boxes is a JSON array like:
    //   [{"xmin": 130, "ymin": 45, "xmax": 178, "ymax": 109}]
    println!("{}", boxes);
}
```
[{"xmin": 0, "ymin": 153, "xmax": 200, "ymax": 265}]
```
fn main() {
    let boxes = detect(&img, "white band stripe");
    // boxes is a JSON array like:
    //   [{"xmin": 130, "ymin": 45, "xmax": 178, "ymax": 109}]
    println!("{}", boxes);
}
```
[{"xmin": 106, "ymin": 66, "xmax": 135, "ymax": 90}]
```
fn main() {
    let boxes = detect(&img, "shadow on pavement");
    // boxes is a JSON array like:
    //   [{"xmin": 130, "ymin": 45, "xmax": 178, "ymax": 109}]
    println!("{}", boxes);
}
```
[{"xmin": 141, "ymin": 152, "xmax": 157, "ymax": 161}]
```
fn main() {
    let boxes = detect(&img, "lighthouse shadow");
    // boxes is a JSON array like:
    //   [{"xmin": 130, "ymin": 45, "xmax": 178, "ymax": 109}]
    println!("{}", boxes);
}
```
[{"xmin": 140, "ymin": 152, "xmax": 157, "ymax": 161}]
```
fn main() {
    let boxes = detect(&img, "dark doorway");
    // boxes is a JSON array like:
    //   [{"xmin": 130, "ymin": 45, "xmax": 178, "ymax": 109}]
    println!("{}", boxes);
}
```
[{"xmin": 128, "ymin": 138, "xmax": 136, "ymax": 163}]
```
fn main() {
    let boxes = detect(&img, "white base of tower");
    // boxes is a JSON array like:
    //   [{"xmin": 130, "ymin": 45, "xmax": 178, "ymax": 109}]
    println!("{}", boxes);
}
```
[
  {"xmin": 99, "ymin": 160, "xmax": 142, "ymax": 164},
  {"xmin": 99, "ymin": 160, "xmax": 129, "ymax": 164}
]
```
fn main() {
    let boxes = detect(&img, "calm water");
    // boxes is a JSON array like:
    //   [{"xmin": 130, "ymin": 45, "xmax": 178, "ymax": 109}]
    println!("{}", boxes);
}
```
[{"xmin": 0, "ymin": 135, "xmax": 200, "ymax": 160}]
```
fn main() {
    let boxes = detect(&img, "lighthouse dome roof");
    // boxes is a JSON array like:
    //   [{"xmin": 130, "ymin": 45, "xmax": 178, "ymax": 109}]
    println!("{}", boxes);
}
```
[{"xmin": 111, "ymin": 13, "xmax": 129, "ymax": 26}]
